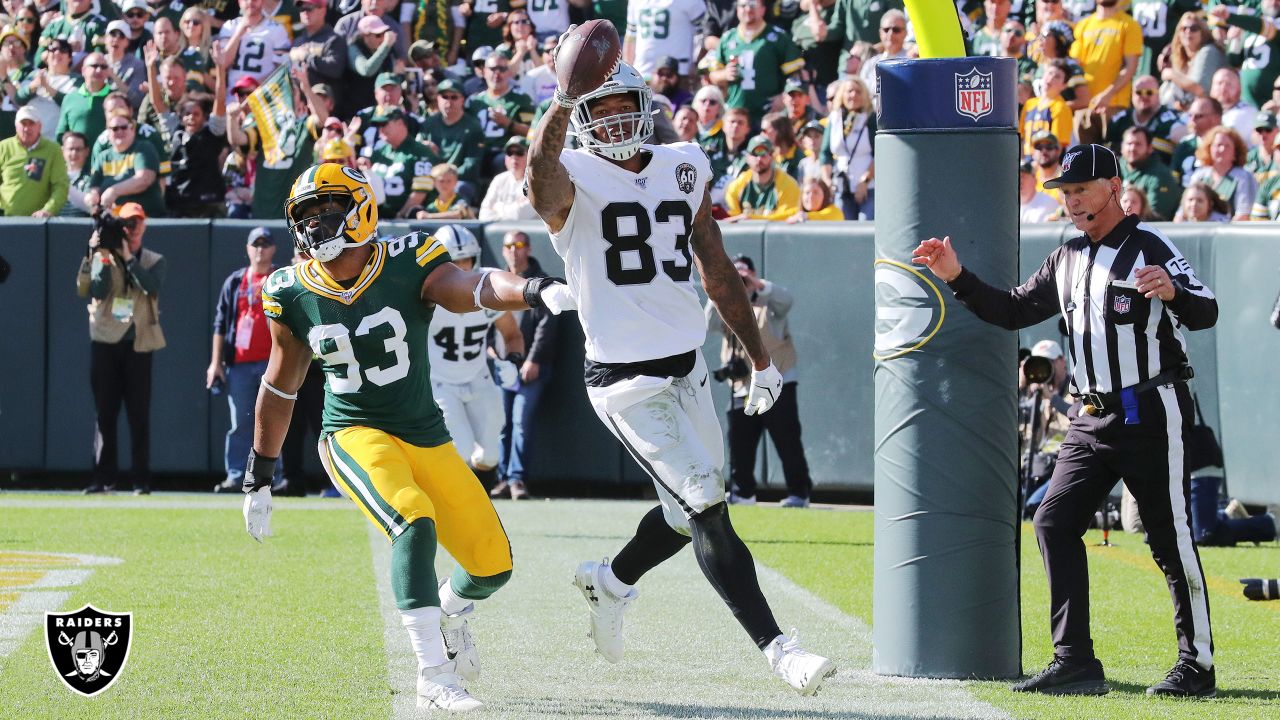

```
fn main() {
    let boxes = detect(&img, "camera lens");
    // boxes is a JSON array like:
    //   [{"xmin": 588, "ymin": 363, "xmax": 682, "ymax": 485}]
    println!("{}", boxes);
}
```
[{"xmin": 1023, "ymin": 356, "xmax": 1053, "ymax": 385}]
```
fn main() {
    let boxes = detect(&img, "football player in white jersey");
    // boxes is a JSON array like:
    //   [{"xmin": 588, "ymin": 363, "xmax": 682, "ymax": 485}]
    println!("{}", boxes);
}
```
[
  {"xmin": 526, "ymin": 48, "xmax": 837, "ymax": 696},
  {"xmin": 427, "ymin": 225, "xmax": 526, "ymax": 481}
]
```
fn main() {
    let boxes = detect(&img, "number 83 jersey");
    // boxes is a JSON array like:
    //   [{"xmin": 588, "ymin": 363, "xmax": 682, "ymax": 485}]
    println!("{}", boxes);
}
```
[
  {"xmin": 262, "ymin": 233, "xmax": 454, "ymax": 447},
  {"xmin": 552, "ymin": 142, "xmax": 712, "ymax": 364}
]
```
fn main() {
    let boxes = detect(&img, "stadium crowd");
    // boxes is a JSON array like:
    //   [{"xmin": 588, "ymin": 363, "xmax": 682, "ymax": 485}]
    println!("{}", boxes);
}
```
[{"xmin": 4, "ymin": 1, "xmax": 1277, "ymax": 224}]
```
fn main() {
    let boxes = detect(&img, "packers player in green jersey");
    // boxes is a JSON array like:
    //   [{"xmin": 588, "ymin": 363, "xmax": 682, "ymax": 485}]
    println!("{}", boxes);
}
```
[{"xmin": 244, "ymin": 162, "xmax": 574, "ymax": 712}]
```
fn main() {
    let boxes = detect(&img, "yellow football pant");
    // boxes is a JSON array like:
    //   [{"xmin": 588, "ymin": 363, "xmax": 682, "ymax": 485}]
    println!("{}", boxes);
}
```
[{"xmin": 320, "ymin": 426, "xmax": 512, "ymax": 578}]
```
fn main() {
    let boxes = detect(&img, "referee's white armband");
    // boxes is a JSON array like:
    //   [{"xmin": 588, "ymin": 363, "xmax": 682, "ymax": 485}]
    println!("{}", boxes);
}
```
[
  {"xmin": 261, "ymin": 379, "xmax": 298, "ymax": 400},
  {"xmin": 472, "ymin": 268, "xmax": 496, "ymax": 310}
]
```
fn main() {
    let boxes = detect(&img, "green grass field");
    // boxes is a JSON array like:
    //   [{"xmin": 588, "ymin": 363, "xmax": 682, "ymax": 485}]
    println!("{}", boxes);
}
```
[{"xmin": 0, "ymin": 493, "xmax": 1276, "ymax": 719}]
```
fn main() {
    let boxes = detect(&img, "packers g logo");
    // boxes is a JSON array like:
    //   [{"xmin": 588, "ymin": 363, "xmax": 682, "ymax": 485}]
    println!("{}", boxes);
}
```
[{"xmin": 873, "ymin": 259, "xmax": 946, "ymax": 361}]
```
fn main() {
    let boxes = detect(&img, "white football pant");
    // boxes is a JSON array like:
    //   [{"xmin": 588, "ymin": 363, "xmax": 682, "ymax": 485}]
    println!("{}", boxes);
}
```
[
  {"xmin": 433, "ymin": 372, "xmax": 504, "ymax": 470},
  {"xmin": 589, "ymin": 352, "xmax": 726, "ymax": 535}
]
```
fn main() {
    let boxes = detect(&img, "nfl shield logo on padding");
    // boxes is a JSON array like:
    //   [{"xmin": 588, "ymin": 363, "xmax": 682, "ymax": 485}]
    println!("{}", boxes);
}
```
[
  {"xmin": 1114, "ymin": 295, "xmax": 1131, "ymax": 314},
  {"xmin": 45, "ymin": 605, "xmax": 133, "ymax": 697},
  {"xmin": 955, "ymin": 68, "xmax": 994, "ymax": 121}
]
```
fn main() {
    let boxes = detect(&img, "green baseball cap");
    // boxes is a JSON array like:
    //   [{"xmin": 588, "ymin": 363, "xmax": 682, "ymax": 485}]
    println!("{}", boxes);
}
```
[
  {"xmin": 375, "ymin": 72, "xmax": 401, "ymax": 88},
  {"xmin": 436, "ymin": 78, "xmax": 464, "ymax": 95},
  {"xmin": 370, "ymin": 106, "xmax": 406, "ymax": 124}
]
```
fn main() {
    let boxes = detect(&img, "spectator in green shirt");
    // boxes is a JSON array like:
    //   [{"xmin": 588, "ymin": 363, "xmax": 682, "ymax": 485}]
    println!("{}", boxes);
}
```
[
  {"xmin": 709, "ymin": 0, "xmax": 805, "ymax": 128},
  {"xmin": 809, "ymin": 0, "xmax": 904, "ymax": 62},
  {"xmin": 0, "ymin": 106, "xmax": 69, "ymax": 216},
  {"xmin": 419, "ymin": 77, "xmax": 486, "ymax": 200},
  {"xmin": 466, "ymin": 50, "xmax": 535, "ymax": 176},
  {"xmin": 1119, "ymin": 125, "xmax": 1181, "ymax": 220},
  {"xmin": 34, "ymin": 0, "xmax": 107, "ymax": 67},
  {"xmin": 86, "ymin": 110, "xmax": 165, "ymax": 217},
  {"xmin": 368, "ymin": 105, "xmax": 439, "ymax": 219},
  {"xmin": 56, "ymin": 51, "xmax": 112, "ymax": 144}
]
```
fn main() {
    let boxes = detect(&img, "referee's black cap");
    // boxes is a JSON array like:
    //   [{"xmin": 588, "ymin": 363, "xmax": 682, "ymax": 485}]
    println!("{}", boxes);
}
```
[{"xmin": 1043, "ymin": 143, "xmax": 1119, "ymax": 189}]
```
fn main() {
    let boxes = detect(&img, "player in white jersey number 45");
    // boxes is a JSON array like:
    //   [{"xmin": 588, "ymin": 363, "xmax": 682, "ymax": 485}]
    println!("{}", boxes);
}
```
[{"xmin": 525, "ymin": 30, "xmax": 835, "ymax": 697}]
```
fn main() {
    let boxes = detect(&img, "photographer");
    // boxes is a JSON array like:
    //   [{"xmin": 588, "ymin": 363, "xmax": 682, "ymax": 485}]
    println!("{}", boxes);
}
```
[
  {"xmin": 706, "ymin": 256, "xmax": 813, "ymax": 508},
  {"xmin": 76, "ymin": 203, "xmax": 166, "ymax": 495},
  {"xmin": 1020, "ymin": 340, "xmax": 1071, "ymax": 518}
]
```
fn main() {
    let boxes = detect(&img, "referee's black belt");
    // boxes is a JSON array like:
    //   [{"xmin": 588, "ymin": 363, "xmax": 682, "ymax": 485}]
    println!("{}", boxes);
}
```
[{"xmin": 1075, "ymin": 365, "xmax": 1194, "ymax": 411}]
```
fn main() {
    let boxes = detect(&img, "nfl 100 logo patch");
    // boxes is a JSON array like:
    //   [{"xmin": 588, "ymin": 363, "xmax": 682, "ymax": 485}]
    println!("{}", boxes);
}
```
[{"xmin": 954, "ymin": 68, "xmax": 993, "ymax": 121}]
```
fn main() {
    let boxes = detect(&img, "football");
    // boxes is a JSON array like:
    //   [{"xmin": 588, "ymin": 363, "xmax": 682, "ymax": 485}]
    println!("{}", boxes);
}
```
[{"xmin": 554, "ymin": 20, "xmax": 623, "ymax": 98}]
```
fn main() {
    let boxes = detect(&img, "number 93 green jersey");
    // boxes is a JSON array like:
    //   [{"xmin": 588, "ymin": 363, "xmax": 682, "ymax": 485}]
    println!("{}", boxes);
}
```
[{"xmin": 262, "ymin": 232, "xmax": 454, "ymax": 447}]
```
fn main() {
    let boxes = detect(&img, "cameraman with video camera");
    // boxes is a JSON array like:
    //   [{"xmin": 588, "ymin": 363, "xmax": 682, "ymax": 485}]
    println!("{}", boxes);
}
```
[
  {"xmin": 706, "ymin": 255, "xmax": 813, "ymax": 508},
  {"xmin": 76, "ymin": 202, "xmax": 166, "ymax": 495}
]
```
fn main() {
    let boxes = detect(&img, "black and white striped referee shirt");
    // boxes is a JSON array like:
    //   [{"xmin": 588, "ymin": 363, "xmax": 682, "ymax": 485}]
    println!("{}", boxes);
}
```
[{"xmin": 947, "ymin": 214, "xmax": 1218, "ymax": 395}]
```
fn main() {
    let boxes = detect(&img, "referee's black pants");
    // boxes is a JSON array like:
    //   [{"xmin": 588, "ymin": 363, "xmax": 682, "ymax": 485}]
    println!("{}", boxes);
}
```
[
  {"xmin": 1033, "ymin": 382, "xmax": 1214, "ymax": 669},
  {"xmin": 727, "ymin": 381, "xmax": 813, "ymax": 499}
]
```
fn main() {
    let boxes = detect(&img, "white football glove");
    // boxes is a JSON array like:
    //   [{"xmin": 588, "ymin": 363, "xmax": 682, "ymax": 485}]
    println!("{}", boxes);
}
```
[
  {"xmin": 540, "ymin": 283, "xmax": 577, "ymax": 315},
  {"xmin": 243, "ymin": 487, "xmax": 273, "ymax": 542},
  {"xmin": 744, "ymin": 363, "xmax": 784, "ymax": 416}
]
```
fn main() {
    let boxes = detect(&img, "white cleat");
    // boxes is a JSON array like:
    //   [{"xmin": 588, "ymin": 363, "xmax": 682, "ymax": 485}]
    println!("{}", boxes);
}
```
[
  {"xmin": 765, "ymin": 630, "xmax": 837, "ymax": 696},
  {"xmin": 417, "ymin": 661, "xmax": 483, "ymax": 712},
  {"xmin": 441, "ymin": 604, "xmax": 480, "ymax": 682},
  {"xmin": 572, "ymin": 558, "xmax": 636, "ymax": 663}
]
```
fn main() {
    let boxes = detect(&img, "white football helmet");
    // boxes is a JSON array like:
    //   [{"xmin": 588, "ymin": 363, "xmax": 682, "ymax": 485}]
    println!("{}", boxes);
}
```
[
  {"xmin": 436, "ymin": 225, "xmax": 481, "ymax": 264},
  {"xmin": 571, "ymin": 62, "xmax": 653, "ymax": 161}
]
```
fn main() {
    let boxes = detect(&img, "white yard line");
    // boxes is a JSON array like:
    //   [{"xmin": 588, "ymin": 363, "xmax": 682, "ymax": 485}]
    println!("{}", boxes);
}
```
[
  {"xmin": 366, "ymin": 524, "xmax": 421, "ymax": 720},
  {"xmin": 365, "ymin": 499, "xmax": 1009, "ymax": 720}
]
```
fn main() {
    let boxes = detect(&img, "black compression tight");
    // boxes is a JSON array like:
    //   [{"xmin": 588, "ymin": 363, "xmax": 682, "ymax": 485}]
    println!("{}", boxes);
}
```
[
  {"xmin": 688, "ymin": 502, "xmax": 783, "ymax": 649},
  {"xmin": 611, "ymin": 502, "xmax": 782, "ymax": 650},
  {"xmin": 612, "ymin": 505, "xmax": 690, "ymax": 585}
]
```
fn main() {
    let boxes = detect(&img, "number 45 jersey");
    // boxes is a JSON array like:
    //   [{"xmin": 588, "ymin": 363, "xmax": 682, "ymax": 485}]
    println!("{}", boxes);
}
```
[
  {"xmin": 262, "ymin": 233, "xmax": 454, "ymax": 447},
  {"xmin": 552, "ymin": 142, "xmax": 712, "ymax": 364}
]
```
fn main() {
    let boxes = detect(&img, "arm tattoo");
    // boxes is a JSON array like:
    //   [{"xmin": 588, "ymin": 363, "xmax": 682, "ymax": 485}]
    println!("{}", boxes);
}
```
[
  {"xmin": 690, "ymin": 190, "xmax": 769, "ymax": 368},
  {"xmin": 527, "ymin": 104, "xmax": 576, "ymax": 230}
]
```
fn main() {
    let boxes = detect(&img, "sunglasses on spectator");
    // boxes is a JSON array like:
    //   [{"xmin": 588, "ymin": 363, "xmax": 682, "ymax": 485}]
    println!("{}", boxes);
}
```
[
  {"xmin": 16, "ymin": 16, "xmax": 35, "ymax": 24},
  {"xmin": 1134, "ymin": 88, "xmax": 1157, "ymax": 97},
  {"xmin": 510, "ymin": 18, "xmax": 531, "ymax": 25},
  {"xmin": 1179, "ymin": 25, "xmax": 1199, "ymax": 33},
  {"xmin": 1258, "ymin": 126, "xmax": 1279, "ymax": 133},
  {"xmin": 439, "ymin": 92, "xmax": 463, "ymax": 100},
  {"xmin": 125, "ymin": 10, "xmax": 148, "ymax": 19},
  {"xmin": 181, "ymin": 18, "xmax": 201, "ymax": 25},
  {"xmin": 1033, "ymin": 143, "xmax": 1056, "ymax": 151},
  {"xmin": 698, "ymin": 97, "xmax": 720, "ymax": 105},
  {"xmin": 503, "ymin": 240, "xmax": 528, "ymax": 248},
  {"xmin": 86, "ymin": 62, "xmax": 109, "ymax": 69},
  {"xmin": 505, "ymin": 149, "xmax": 526, "ymax": 157},
  {"xmin": 107, "ymin": 30, "xmax": 127, "ymax": 38},
  {"xmin": 108, "ymin": 123, "xmax": 132, "ymax": 132},
  {"xmin": 881, "ymin": 26, "xmax": 904, "ymax": 34},
  {"xmin": 250, "ymin": 239, "xmax": 274, "ymax": 248},
  {"xmin": 486, "ymin": 65, "xmax": 509, "ymax": 72}
]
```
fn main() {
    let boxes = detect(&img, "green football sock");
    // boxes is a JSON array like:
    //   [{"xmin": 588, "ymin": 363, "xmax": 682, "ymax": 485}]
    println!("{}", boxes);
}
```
[
  {"xmin": 448, "ymin": 565, "xmax": 512, "ymax": 601},
  {"xmin": 391, "ymin": 519, "xmax": 441, "ymax": 611}
]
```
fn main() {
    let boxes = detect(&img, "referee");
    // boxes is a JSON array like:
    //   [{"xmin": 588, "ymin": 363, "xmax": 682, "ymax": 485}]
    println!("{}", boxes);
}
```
[{"xmin": 912, "ymin": 144, "xmax": 1218, "ymax": 698}]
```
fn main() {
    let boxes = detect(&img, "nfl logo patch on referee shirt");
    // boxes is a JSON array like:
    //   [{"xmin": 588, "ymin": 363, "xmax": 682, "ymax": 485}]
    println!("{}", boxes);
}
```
[{"xmin": 1113, "ymin": 295, "xmax": 1131, "ymax": 314}]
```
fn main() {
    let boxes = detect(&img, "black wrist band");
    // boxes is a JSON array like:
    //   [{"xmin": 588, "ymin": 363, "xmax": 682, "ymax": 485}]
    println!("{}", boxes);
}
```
[
  {"xmin": 505, "ymin": 351, "xmax": 525, "ymax": 367},
  {"xmin": 522, "ymin": 277, "xmax": 555, "ymax": 308},
  {"xmin": 244, "ymin": 449, "xmax": 277, "ymax": 493}
]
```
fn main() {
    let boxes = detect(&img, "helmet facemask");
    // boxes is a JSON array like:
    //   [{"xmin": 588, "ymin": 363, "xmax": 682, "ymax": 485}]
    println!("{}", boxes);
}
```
[
  {"xmin": 288, "ymin": 191, "xmax": 363, "ymax": 262},
  {"xmin": 571, "ymin": 64, "xmax": 653, "ymax": 161}
]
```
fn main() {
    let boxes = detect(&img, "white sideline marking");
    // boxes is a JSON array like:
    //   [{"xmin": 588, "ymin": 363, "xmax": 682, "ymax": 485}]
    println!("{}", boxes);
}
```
[
  {"xmin": 0, "ymin": 552, "xmax": 123, "ymax": 661},
  {"xmin": 366, "ymin": 525, "xmax": 420, "ymax": 720},
  {"xmin": 364, "ymin": 500, "xmax": 1009, "ymax": 720}
]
